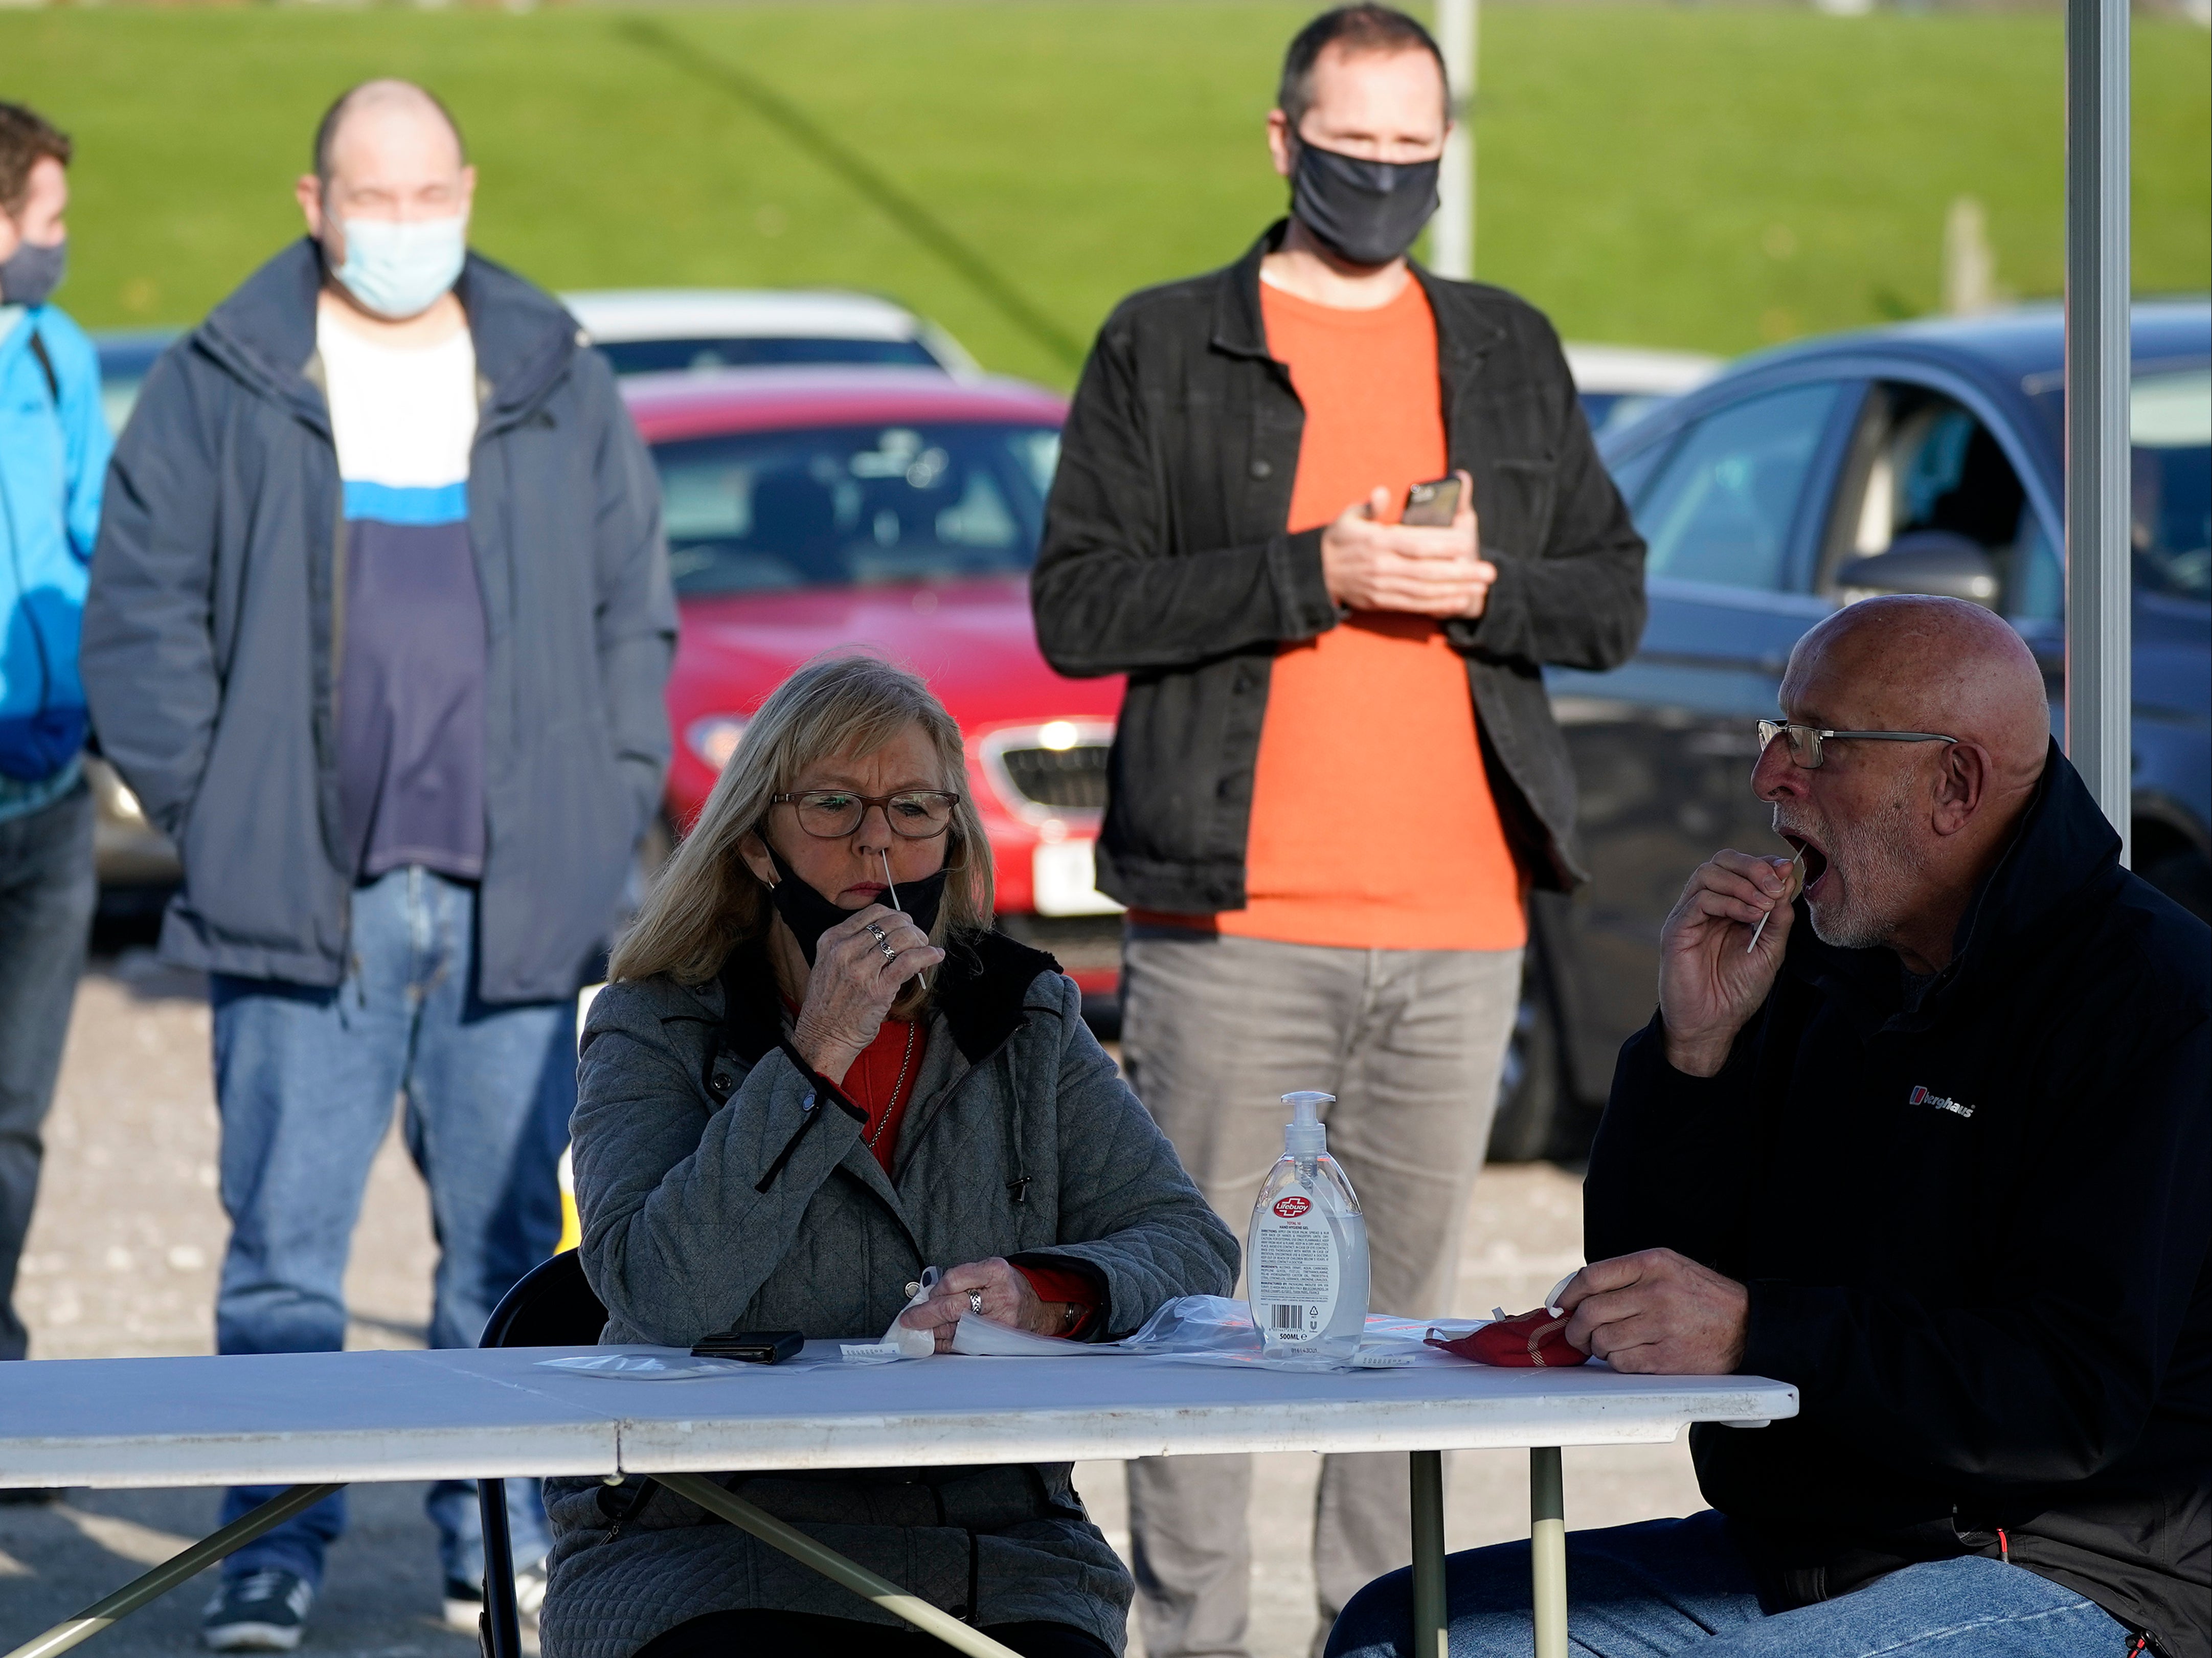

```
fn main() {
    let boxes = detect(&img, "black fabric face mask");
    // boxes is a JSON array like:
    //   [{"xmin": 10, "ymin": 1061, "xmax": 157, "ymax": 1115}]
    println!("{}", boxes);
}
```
[
  {"xmin": 1289, "ymin": 143, "xmax": 1440, "ymax": 267},
  {"xmin": 764, "ymin": 843, "xmax": 949, "ymax": 967},
  {"xmin": 0, "ymin": 237, "xmax": 66, "ymax": 308}
]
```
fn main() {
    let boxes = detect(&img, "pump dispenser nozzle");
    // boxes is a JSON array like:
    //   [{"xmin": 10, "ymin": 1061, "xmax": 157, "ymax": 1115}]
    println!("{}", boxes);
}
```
[{"xmin": 1281, "ymin": 1091, "xmax": 1334, "ymax": 1156}]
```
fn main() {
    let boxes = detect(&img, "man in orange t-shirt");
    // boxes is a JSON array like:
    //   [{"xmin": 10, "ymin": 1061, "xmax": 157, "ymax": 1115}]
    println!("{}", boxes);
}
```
[{"xmin": 1033, "ymin": 7, "xmax": 1648, "ymax": 1653}]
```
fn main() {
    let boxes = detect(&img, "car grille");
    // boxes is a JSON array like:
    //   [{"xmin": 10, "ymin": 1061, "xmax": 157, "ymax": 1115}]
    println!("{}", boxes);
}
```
[{"xmin": 997, "ymin": 743, "xmax": 1110, "ymax": 812}]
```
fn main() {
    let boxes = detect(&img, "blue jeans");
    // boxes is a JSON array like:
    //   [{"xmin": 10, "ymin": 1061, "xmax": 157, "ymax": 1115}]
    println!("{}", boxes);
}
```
[
  {"xmin": 0, "ymin": 781, "xmax": 95, "ymax": 1364},
  {"xmin": 1324, "ymin": 1512, "xmax": 2136, "ymax": 1657},
  {"xmin": 212, "ymin": 866, "xmax": 572, "ymax": 1589}
]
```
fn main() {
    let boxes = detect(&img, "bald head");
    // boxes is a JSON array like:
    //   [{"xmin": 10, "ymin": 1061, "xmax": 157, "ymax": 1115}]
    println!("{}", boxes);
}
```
[
  {"xmin": 296, "ymin": 79, "xmax": 475, "ymax": 327},
  {"xmin": 1787, "ymin": 595, "xmax": 2050, "ymax": 794},
  {"xmin": 1757, "ymin": 595, "xmax": 2053, "ymax": 972},
  {"xmin": 313, "ymin": 81, "xmax": 465, "ymax": 189}
]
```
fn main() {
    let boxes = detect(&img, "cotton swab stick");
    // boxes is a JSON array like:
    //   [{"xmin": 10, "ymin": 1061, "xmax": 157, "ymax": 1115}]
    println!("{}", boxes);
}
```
[
  {"xmin": 1747, "ymin": 847, "xmax": 1805, "ymax": 954},
  {"xmin": 882, "ymin": 846, "xmax": 899, "ymax": 912}
]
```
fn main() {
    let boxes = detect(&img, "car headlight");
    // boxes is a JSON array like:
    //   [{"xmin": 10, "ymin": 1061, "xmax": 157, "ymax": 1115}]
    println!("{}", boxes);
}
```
[{"xmin": 686, "ymin": 715, "xmax": 749, "ymax": 772}]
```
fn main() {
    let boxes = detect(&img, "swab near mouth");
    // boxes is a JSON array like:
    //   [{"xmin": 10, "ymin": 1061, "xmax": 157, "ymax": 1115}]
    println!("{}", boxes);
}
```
[
  {"xmin": 1781, "ymin": 834, "xmax": 1829, "ymax": 895},
  {"xmin": 1749, "ymin": 839, "xmax": 1811, "ymax": 952}
]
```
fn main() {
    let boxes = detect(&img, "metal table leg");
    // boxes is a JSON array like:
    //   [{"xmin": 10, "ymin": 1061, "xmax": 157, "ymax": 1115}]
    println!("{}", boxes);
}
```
[
  {"xmin": 478, "ymin": 1475, "xmax": 521, "ymax": 1658},
  {"xmin": 1530, "ymin": 1447, "xmax": 1566, "ymax": 1658},
  {"xmin": 3, "ymin": 1483, "xmax": 347, "ymax": 1658},
  {"xmin": 1409, "ymin": 1449, "xmax": 1447, "ymax": 1658},
  {"xmin": 653, "ymin": 1471, "xmax": 1022, "ymax": 1658}
]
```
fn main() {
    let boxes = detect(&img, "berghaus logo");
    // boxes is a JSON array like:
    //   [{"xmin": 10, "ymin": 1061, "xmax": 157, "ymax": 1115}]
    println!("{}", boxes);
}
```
[{"xmin": 1910, "ymin": 1085, "xmax": 1974, "ymax": 1119}]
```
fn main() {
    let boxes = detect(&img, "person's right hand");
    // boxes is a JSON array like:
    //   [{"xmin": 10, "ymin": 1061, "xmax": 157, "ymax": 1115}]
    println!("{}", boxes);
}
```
[
  {"xmin": 1656, "ymin": 852, "xmax": 1796, "ymax": 1077},
  {"xmin": 1319, "ymin": 482, "xmax": 1496, "ymax": 618},
  {"xmin": 788, "ymin": 904, "xmax": 943, "ymax": 1085}
]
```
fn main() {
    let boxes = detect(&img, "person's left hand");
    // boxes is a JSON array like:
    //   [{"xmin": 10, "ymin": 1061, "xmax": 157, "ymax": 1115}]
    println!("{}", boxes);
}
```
[
  {"xmin": 1555, "ymin": 1248, "xmax": 1749, "ymax": 1374},
  {"xmin": 897, "ymin": 1258, "xmax": 1077, "ymax": 1353},
  {"xmin": 1319, "ymin": 472, "xmax": 1495, "ymax": 619}
]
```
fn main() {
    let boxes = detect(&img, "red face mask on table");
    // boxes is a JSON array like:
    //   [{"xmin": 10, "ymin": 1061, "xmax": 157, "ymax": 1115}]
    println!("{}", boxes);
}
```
[{"xmin": 1426, "ymin": 1307, "xmax": 1589, "ymax": 1369}]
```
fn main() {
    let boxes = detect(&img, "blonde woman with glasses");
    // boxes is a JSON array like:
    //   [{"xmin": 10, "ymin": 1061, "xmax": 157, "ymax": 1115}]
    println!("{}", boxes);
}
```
[{"xmin": 538, "ymin": 653, "xmax": 1236, "ymax": 1658}]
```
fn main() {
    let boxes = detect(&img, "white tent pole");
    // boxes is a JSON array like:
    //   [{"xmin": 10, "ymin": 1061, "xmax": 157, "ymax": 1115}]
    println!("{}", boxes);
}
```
[
  {"xmin": 2064, "ymin": 0, "xmax": 2132, "ymax": 864},
  {"xmin": 1432, "ymin": 0, "xmax": 1477, "ymax": 280}
]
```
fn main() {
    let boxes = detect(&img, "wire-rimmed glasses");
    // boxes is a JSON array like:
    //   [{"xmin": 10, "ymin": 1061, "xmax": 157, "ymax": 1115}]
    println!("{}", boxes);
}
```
[{"xmin": 1755, "ymin": 721, "xmax": 1959, "ymax": 770}]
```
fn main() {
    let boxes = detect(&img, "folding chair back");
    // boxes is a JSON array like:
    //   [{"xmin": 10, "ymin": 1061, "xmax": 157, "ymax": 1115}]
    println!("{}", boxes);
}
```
[{"xmin": 477, "ymin": 1250, "xmax": 606, "ymax": 1658}]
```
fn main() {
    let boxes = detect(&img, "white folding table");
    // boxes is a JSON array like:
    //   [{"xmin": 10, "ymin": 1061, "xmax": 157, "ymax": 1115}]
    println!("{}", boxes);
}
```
[{"xmin": 0, "ymin": 1343, "xmax": 1796, "ymax": 1658}]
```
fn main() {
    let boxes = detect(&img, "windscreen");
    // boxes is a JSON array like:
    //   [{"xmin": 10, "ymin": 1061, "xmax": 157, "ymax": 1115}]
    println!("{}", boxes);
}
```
[
  {"xmin": 2129, "ymin": 370, "xmax": 2210, "ymax": 603},
  {"xmin": 2032, "ymin": 369, "xmax": 2210, "ymax": 604},
  {"xmin": 596, "ymin": 337, "xmax": 940, "ymax": 376},
  {"xmin": 651, "ymin": 422, "xmax": 1062, "ymax": 597}
]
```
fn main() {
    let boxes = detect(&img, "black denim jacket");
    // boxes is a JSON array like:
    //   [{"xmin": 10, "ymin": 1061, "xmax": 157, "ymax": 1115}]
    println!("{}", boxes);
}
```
[{"xmin": 1031, "ymin": 221, "xmax": 1647, "ymax": 912}]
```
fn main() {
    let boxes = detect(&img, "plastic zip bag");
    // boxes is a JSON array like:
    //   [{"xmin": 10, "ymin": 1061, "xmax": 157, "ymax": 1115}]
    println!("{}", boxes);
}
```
[
  {"xmin": 845, "ymin": 1266, "xmax": 1132, "ymax": 1360},
  {"xmin": 950, "ymin": 1312, "xmax": 1119, "ymax": 1357},
  {"xmin": 842, "ymin": 1268, "xmax": 945, "ymax": 1363},
  {"xmin": 1114, "ymin": 1296, "xmax": 1491, "ymax": 1374},
  {"xmin": 539, "ymin": 1350, "xmax": 762, "ymax": 1381}
]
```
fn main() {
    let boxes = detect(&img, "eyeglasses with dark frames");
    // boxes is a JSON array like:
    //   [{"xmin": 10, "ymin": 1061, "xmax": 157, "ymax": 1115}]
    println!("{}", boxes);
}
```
[
  {"xmin": 1756, "ymin": 721, "xmax": 1960, "ymax": 770},
  {"xmin": 770, "ymin": 790, "xmax": 962, "ymax": 839}
]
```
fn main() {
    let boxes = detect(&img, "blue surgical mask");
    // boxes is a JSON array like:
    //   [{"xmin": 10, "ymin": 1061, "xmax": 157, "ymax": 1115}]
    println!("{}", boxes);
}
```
[
  {"xmin": 332, "ymin": 213, "xmax": 466, "ymax": 319},
  {"xmin": 0, "ymin": 237, "xmax": 66, "ymax": 308}
]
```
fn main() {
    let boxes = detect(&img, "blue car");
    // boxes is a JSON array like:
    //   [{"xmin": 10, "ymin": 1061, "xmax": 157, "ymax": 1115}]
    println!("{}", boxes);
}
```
[{"xmin": 1489, "ymin": 300, "xmax": 2210, "ymax": 1160}]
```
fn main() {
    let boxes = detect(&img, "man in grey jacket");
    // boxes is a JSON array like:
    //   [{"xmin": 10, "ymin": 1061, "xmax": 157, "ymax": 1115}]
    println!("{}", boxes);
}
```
[{"xmin": 81, "ymin": 80, "xmax": 674, "ymax": 1650}]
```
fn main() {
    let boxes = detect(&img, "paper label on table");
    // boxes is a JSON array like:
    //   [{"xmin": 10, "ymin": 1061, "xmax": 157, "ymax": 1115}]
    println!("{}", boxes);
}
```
[{"xmin": 841, "ymin": 1342, "xmax": 907, "ymax": 1364}]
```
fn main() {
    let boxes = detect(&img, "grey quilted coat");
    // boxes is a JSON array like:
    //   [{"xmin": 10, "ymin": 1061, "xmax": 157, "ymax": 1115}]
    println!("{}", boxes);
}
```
[{"xmin": 540, "ymin": 932, "xmax": 1239, "ymax": 1658}]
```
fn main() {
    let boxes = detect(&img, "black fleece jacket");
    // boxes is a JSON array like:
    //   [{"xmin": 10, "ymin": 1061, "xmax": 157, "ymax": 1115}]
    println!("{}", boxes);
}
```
[
  {"xmin": 1587, "ymin": 747, "xmax": 2211, "ymax": 1656},
  {"xmin": 1031, "ymin": 223, "xmax": 1645, "ymax": 909}
]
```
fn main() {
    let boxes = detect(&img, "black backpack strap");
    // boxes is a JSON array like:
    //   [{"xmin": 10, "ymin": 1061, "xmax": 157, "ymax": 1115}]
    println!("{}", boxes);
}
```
[{"xmin": 26, "ymin": 326, "xmax": 59, "ymax": 405}]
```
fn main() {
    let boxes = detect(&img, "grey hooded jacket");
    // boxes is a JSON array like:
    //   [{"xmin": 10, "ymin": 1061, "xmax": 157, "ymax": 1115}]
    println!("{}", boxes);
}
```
[
  {"xmin": 81, "ymin": 240, "xmax": 675, "ymax": 1002},
  {"xmin": 543, "ymin": 932, "xmax": 1239, "ymax": 1657}
]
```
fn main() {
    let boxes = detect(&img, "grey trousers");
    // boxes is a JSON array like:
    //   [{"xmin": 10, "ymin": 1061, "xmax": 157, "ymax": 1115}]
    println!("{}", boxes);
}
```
[
  {"xmin": 1119, "ymin": 929, "xmax": 1522, "ymax": 1658},
  {"xmin": 0, "ymin": 783, "xmax": 96, "ymax": 1364}
]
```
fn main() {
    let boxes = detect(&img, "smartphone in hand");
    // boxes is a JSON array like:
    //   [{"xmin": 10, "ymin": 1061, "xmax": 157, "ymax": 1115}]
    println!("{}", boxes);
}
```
[{"xmin": 1402, "ymin": 476, "xmax": 1462, "ymax": 527}]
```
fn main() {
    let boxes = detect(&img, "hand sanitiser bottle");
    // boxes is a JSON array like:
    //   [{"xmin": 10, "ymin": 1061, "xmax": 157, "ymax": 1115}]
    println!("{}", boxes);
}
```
[{"xmin": 1248, "ymin": 1091, "xmax": 1370, "ymax": 1357}]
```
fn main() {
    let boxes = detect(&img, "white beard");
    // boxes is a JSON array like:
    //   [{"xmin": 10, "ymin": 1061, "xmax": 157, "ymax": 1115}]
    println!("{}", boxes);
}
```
[{"xmin": 1804, "ymin": 774, "xmax": 1927, "ymax": 951}]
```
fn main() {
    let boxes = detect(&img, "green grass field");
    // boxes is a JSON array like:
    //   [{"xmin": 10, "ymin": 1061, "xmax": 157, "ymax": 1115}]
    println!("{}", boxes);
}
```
[{"xmin": 3, "ymin": 3, "xmax": 2205, "ymax": 387}]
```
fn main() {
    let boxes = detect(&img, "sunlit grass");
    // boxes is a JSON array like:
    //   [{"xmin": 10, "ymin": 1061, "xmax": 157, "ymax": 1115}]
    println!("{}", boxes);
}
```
[{"xmin": 5, "ymin": 3, "xmax": 2205, "ymax": 386}]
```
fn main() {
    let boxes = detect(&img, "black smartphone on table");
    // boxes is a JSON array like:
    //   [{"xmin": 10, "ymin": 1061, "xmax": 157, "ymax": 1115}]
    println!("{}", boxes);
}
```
[
  {"xmin": 691, "ymin": 1329, "xmax": 804, "ymax": 1364},
  {"xmin": 1401, "ymin": 476, "xmax": 1462, "ymax": 527}
]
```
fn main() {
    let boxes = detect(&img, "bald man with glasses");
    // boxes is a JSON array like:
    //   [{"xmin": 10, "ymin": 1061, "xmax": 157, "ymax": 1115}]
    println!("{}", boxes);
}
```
[{"xmin": 1327, "ymin": 594, "xmax": 2210, "ymax": 1658}]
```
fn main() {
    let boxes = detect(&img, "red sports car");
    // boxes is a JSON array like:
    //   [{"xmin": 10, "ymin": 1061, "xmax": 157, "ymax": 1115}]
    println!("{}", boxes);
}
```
[{"xmin": 623, "ymin": 366, "xmax": 1126, "ymax": 1010}]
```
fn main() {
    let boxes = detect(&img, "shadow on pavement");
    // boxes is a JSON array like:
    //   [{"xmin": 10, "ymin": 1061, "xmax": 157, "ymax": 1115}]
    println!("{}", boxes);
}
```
[{"xmin": 0, "ymin": 1483, "xmax": 500, "ymax": 1658}]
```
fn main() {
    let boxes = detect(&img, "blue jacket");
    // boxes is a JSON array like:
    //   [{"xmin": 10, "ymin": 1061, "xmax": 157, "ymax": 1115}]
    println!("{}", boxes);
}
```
[
  {"xmin": 82, "ymin": 241, "xmax": 675, "ymax": 1002},
  {"xmin": 0, "ymin": 304, "xmax": 110, "ymax": 787}
]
